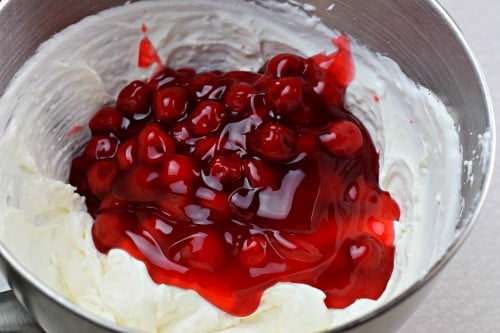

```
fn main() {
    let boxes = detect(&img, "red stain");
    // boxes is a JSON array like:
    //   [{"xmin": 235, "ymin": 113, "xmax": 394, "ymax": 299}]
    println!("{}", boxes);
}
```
[
  {"xmin": 374, "ymin": 95, "xmax": 379, "ymax": 103},
  {"xmin": 67, "ymin": 125, "xmax": 83, "ymax": 137}
]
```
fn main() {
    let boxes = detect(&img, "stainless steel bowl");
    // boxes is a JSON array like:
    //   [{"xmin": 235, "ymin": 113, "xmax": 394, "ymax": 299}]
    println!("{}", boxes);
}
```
[{"xmin": 0, "ymin": 0, "xmax": 494, "ymax": 332}]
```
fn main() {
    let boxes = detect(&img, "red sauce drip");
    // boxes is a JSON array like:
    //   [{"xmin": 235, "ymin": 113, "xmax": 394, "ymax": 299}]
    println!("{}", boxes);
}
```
[
  {"xmin": 138, "ymin": 24, "xmax": 163, "ymax": 71},
  {"xmin": 312, "ymin": 34, "xmax": 354, "ymax": 90},
  {"xmin": 69, "ymin": 35, "xmax": 400, "ymax": 316},
  {"xmin": 67, "ymin": 125, "xmax": 83, "ymax": 137}
]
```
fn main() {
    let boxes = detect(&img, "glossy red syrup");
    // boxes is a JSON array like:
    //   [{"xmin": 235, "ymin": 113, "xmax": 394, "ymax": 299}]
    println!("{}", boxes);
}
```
[{"xmin": 69, "ymin": 34, "xmax": 400, "ymax": 316}]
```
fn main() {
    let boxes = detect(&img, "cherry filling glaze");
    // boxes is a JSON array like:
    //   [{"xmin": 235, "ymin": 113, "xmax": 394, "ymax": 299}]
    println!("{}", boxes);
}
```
[{"xmin": 70, "ymin": 35, "xmax": 400, "ymax": 316}]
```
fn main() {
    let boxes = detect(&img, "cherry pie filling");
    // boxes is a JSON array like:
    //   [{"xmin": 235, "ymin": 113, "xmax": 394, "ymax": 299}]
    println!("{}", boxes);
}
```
[{"xmin": 70, "ymin": 34, "xmax": 400, "ymax": 316}]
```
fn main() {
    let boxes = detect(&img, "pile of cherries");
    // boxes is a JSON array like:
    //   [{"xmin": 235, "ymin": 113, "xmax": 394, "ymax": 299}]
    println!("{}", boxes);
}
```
[{"xmin": 70, "ymin": 36, "xmax": 400, "ymax": 316}]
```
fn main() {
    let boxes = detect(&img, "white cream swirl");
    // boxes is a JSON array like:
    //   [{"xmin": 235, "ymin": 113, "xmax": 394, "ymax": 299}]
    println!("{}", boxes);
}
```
[{"xmin": 0, "ymin": 0, "xmax": 461, "ymax": 332}]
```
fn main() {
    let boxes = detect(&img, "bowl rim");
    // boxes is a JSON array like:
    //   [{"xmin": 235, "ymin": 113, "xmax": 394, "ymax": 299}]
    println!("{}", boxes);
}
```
[{"xmin": 0, "ymin": 0, "xmax": 495, "ymax": 332}]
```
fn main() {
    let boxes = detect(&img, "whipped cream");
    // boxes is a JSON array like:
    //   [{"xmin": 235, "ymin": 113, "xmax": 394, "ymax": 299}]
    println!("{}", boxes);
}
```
[{"xmin": 0, "ymin": 0, "xmax": 462, "ymax": 332}]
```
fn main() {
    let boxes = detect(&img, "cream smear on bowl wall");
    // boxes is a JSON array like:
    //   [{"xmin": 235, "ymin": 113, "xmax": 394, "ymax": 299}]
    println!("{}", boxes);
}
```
[{"xmin": 0, "ymin": 1, "xmax": 462, "ymax": 332}]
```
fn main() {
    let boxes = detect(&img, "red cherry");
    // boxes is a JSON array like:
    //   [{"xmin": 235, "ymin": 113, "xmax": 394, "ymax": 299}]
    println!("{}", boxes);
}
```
[
  {"xmin": 86, "ymin": 159, "xmax": 118, "ymax": 198},
  {"xmin": 224, "ymin": 83, "xmax": 256, "ymax": 114},
  {"xmin": 111, "ymin": 164, "xmax": 162, "ymax": 202},
  {"xmin": 153, "ymin": 87, "xmax": 188, "ymax": 122},
  {"xmin": 92, "ymin": 208, "xmax": 138, "ymax": 253},
  {"xmin": 138, "ymin": 214, "xmax": 176, "ymax": 250},
  {"xmin": 304, "ymin": 58, "xmax": 344, "ymax": 107},
  {"xmin": 239, "ymin": 235, "xmax": 269, "ymax": 267},
  {"xmin": 285, "ymin": 96, "xmax": 324, "ymax": 127},
  {"xmin": 247, "ymin": 122, "xmax": 299, "ymax": 162},
  {"xmin": 99, "ymin": 193, "xmax": 126, "ymax": 211},
  {"xmin": 242, "ymin": 157, "xmax": 280, "ymax": 190},
  {"xmin": 89, "ymin": 107, "xmax": 123, "ymax": 133},
  {"xmin": 265, "ymin": 53, "xmax": 305, "ymax": 78},
  {"xmin": 148, "ymin": 68, "xmax": 187, "ymax": 90},
  {"xmin": 189, "ymin": 72, "xmax": 222, "ymax": 100},
  {"xmin": 209, "ymin": 85, "xmax": 227, "ymax": 100},
  {"xmin": 191, "ymin": 135, "xmax": 219, "ymax": 162},
  {"xmin": 176, "ymin": 230, "xmax": 226, "ymax": 271},
  {"xmin": 170, "ymin": 122, "xmax": 191, "ymax": 148},
  {"xmin": 265, "ymin": 77, "xmax": 303, "ymax": 115},
  {"xmin": 195, "ymin": 187, "xmax": 231, "ymax": 220},
  {"xmin": 85, "ymin": 135, "xmax": 119, "ymax": 160},
  {"xmin": 160, "ymin": 155, "xmax": 199, "ymax": 194},
  {"xmin": 296, "ymin": 131, "xmax": 319, "ymax": 154},
  {"xmin": 115, "ymin": 139, "xmax": 136, "ymax": 170},
  {"xmin": 189, "ymin": 101, "xmax": 227, "ymax": 136},
  {"xmin": 208, "ymin": 153, "xmax": 243, "ymax": 184},
  {"xmin": 116, "ymin": 80, "xmax": 152, "ymax": 116},
  {"xmin": 137, "ymin": 123, "xmax": 175, "ymax": 164},
  {"xmin": 69, "ymin": 156, "xmax": 89, "ymax": 193},
  {"xmin": 248, "ymin": 93, "xmax": 269, "ymax": 119},
  {"xmin": 157, "ymin": 193, "xmax": 190, "ymax": 223},
  {"xmin": 319, "ymin": 120, "xmax": 363, "ymax": 157}
]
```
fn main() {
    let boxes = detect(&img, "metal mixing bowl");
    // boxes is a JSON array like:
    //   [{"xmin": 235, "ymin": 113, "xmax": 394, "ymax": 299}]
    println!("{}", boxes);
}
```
[{"xmin": 0, "ymin": 0, "xmax": 494, "ymax": 332}]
